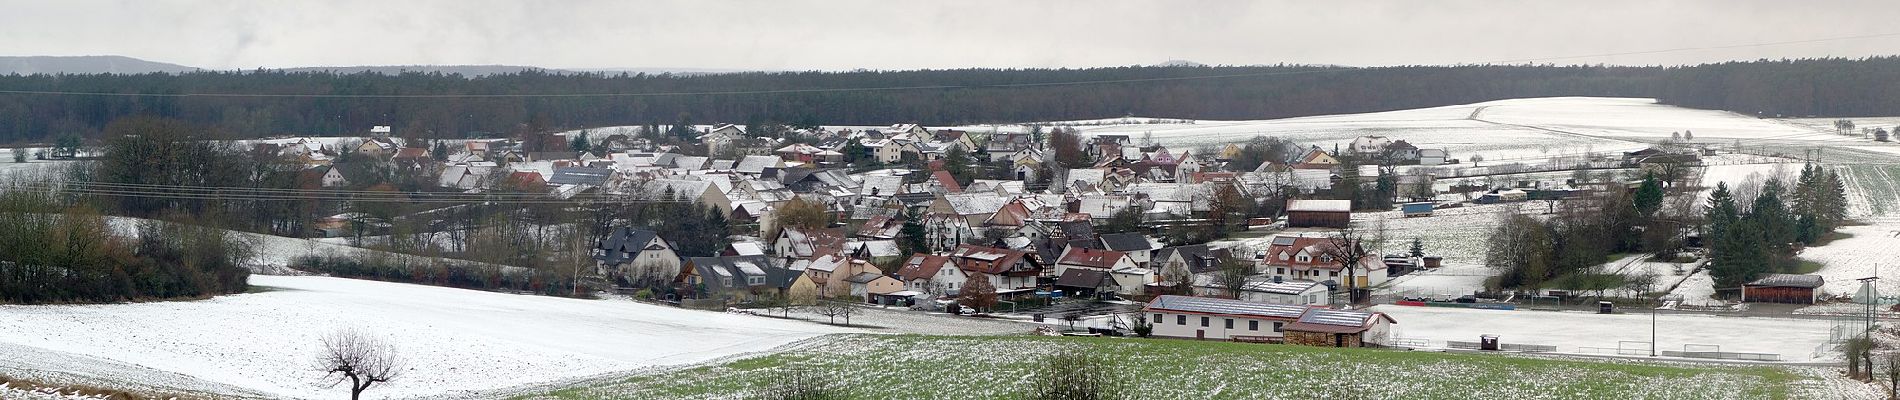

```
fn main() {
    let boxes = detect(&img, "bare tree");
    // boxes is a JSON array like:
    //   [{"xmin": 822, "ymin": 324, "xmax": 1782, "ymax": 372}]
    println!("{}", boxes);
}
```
[
  {"xmin": 1210, "ymin": 256, "xmax": 1254, "ymax": 299},
  {"xmin": 1320, "ymin": 226, "xmax": 1375, "ymax": 304},
  {"xmin": 1885, "ymin": 351, "xmax": 1900, "ymax": 399},
  {"xmin": 315, "ymin": 330, "xmax": 402, "ymax": 400},
  {"xmin": 960, "ymin": 272, "xmax": 999, "ymax": 314},
  {"xmin": 754, "ymin": 367, "xmax": 845, "ymax": 400},
  {"xmin": 812, "ymin": 300, "xmax": 852, "ymax": 325}
]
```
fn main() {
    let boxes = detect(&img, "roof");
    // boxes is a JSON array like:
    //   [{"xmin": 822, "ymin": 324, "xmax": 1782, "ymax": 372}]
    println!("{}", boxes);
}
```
[
  {"xmin": 1284, "ymin": 308, "xmax": 1394, "ymax": 334},
  {"xmin": 896, "ymin": 254, "xmax": 953, "ymax": 281},
  {"xmin": 1287, "ymin": 199, "xmax": 1351, "ymax": 212},
  {"xmin": 1240, "ymin": 280, "xmax": 1323, "ymax": 295},
  {"xmin": 1058, "ymin": 220, "xmax": 1095, "ymax": 239},
  {"xmin": 844, "ymin": 272, "xmax": 887, "ymax": 284},
  {"xmin": 941, "ymin": 193, "xmax": 1011, "ymax": 216},
  {"xmin": 1099, "ymin": 233, "xmax": 1156, "ymax": 252},
  {"xmin": 948, "ymin": 245, "xmax": 1032, "ymax": 276},
  {"xmin": 1054, "ymin": 268, "xmax": 1116, "ymax": 289},
  {"xmin": 735, "ymin": 155, "xmax": 780, "ymax": 174},
  {"xmin": 1060, "ymin": 248, "xmax": 1129, "ymax": 269},
  {"xmin": 1144, "ymin": 295, "xmax": 1310, "ymax": 320},
  {"xmin": 595, "ymin": 227, "xmax": 663, "ymax": 265},
  {"xmin": 1745, "ymin": 273, "xmax": 1825, "ymax": 289},
  {"xmin": 548, "ymin": 167, "xmax": 614, "ymax": 186},
  {"xmin": 930, "ymin": 170, "xmax": 963, "ymax": 193}
]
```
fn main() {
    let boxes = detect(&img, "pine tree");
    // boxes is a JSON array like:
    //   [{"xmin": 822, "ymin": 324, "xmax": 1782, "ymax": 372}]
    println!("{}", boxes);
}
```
[
  {"xmin": 1634, "ymin": 173, "xmax": 1664, "ymax": 216},
  {"xmin": 1705, "ymin": 182, "xmax": 1739, "ymax": 238},
  {"xmin": 1747, "ymin": 179, "xmax": 1798, "ymax": 268},
  {"xmin": 1408, "ymin": 237, "xmax": 1424, "ymax": 258},
  {"xmin": 1709, "ymin": 219, "xmax": 1771, "ymax": 289},
  {"xmin": 900, "ymin": 210, "xmax": 928, "ymax": 255},
  {"xmin": 570, "ymin": 132, "xmax": 591, "ymax": 153}
]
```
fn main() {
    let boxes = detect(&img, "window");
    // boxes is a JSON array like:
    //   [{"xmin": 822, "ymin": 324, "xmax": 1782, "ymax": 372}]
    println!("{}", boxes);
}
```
[
  {"xmin": 1153, "ymin": 314, "xmax": 1162, "ymax": 323},
  {"xmin": 1330, "ymin": 271, "xmax": 1339, "ymax": 277},
  {"xmin": 1321, "ymin": 255, "xmax": 1333, "ymax": 263},
  {"xmin": 1296, "ymin": 255, "xmax": 1308, "ymax": 263},
  {"xmin": 1200, "ymin": 317, "xmax": 1209, "ymax": 327},
  {"xmin": 1273, "ymin": 322, "xmax": 1284, "ymax": 332},
  {"xmin": 1177, "ymin": 315, "xmax": 1187, "ymax": 325},
  {"xmin": 1249, "ymin": 320, "xmax": 1260, "ymax": 331},
  {"xmin": 748, "ymin": 276, "xmax": 765, "ymax": 286},
  {"xmin": 1224, "ymin": 319, "xmax": 1234, "ymax": 329},
  {"xmin": 1276, "ymin": 267, "xmax": 1285, "ymax": 274}
]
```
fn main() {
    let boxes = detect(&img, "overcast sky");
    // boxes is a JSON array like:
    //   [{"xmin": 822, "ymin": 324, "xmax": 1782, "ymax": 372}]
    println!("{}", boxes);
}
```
[{"xmin": 4, "ymin": 0, "xmax": 1899, "ymax": 71}]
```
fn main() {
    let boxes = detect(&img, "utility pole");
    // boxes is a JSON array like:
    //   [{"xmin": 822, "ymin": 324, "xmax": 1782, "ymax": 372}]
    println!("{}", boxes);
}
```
[{"xmin": 1651, "ymin": 292, "xmax": 1659, "ymax": 357}]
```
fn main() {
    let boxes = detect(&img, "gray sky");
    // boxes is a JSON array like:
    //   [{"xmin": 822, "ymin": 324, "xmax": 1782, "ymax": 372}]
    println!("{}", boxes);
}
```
[{"xmin": 4, "ymin": 0, "xmax": 1899, "ymax": 71}]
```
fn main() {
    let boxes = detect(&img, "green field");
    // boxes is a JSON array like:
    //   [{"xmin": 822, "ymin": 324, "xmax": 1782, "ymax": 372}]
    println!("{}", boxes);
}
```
[{"xmin": 516, "ymin": 334, "xmax": 1824, "ymax": 400}]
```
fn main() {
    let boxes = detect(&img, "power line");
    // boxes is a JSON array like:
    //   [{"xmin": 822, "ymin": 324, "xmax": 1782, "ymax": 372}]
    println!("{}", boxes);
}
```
[{"xmin": 2, "ymin": 32, "xmax": 1897, "ymax": 99}]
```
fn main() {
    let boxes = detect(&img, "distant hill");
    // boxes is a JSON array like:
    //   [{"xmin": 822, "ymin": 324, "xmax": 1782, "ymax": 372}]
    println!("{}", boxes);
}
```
[
  {"xmin": 1151, "ymin": 59, "xmax": 1208, "ymax": 68},
  {"xmin": 275, "ymin": 65, "xmax": 571, "ymax": 76},
  {"xmin": 0, "ymin": 55, "xmax": 199, "ymax": 75}
]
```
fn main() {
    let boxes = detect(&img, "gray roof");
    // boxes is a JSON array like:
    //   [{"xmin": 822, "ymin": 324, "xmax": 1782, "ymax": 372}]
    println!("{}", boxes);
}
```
[
  {"xmin": 1145, "ymin": 295, "xmax": 1308, "ymax": 320},
  {"xmin": 549, "ymin": 167, "xmax": 614, "ymax": 186},
  {"xmin": 1100, "ymin": 233, "xmax": 1156, "ymax": 252},
  {"xmin": 596, "ymin": 227, "xmax": 664, "ymax": 265},
  {"xmin": 735, "ymin": 155, "xmax": 780, "ymax": 174},
  {"xmin": 1054, "ymin": 268, "xmax": 1116, "ymax": 289},
  {"xmin": 844, "ymin": 272, "xmax": 886, "ymax": 284},
  {"xmin": 1746, "ymin": 273, "xmax": 1825, "ymax": 288}
]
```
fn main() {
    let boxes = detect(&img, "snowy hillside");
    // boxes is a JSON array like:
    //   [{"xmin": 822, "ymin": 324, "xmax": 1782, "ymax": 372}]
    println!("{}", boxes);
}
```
[{"xmin": 0, "ymin": 275, "xmax": 855, "ymax": 399}]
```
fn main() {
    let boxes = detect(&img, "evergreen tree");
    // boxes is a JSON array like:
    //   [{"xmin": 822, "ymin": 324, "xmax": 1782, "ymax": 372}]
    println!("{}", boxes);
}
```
[
  {"xmin": 1633, "ymin": 173, "xmax": 1664, "ymax": 216},
  {"xmin": 570, "ymin": 131, "xmax": 591, "ymax": 153},
  {"xmin": 944, "ymin": 145, "xmax": 974, "ymax": 185},
  {"xmin": 1705, "ymin": 182, "xmax": 1739, "ymax": 238},
  {"xmin": 900, "ymin": 210, "xmax": 928, "ymax": 255},
  {"xmin": 1408, "ymin": 238, "xmax": 1425, "ymax": 258},
  {"xmin": 1747, "ymin": 179, "xmax": 1798, "ymax": 268},
  {"xmin": 1709, "ymin": 219, "xmax": 1771, "ymax": 289}
]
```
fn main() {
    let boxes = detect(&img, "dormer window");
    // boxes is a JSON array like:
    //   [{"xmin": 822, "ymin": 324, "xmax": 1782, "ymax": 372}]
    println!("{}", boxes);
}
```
[{"xmin": 1295, "ymin": 255, "xmax": 1309, "ymax": 263}]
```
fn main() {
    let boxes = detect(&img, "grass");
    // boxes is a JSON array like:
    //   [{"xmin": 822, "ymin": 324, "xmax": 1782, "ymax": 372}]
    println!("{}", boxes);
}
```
[
  {"xmin": 515, "ymin": 334, "xmax": 1814, "ymax": 400},
  {"xmin": 1788, "ymin": 259, "xmax": 1826, "ymax": 275}
]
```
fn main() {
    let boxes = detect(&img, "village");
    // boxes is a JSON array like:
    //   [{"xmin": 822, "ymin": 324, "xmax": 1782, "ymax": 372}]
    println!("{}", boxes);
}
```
[{"xmin": 232, "ymin": 111, "xmax": 1871, "ymax": 355}]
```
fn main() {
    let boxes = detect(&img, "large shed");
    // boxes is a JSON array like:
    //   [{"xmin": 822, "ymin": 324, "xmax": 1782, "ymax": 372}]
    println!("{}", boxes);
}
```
[
  {"xmin": 1742, "ymin": 274, "xmax": 1825, "ymax": 304},
  {"xmin": 1285, "ymin": 199, "xmax": 1351, "ymax": 228}
]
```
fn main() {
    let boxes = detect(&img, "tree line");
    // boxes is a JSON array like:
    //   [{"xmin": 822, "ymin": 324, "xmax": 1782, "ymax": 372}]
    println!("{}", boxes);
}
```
[
  {"xmin": 0, "ymin": 190, "xmax": 251, "ymax": 304},
  {"xmin": 7, "ymin": 57, "xmax": 1899, "ymax": 144},
  {"xmin": 1703, "ymin": 164, "xmax": 1848, "ymax": 291}
]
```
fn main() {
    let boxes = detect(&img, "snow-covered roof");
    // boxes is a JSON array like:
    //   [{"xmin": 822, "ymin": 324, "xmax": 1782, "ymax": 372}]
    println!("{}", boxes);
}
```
[
  {"xmin": 1287, "ymin": 199, "xmax": 1351, "ymax": 212},
  {"xmin": 1145, "ymin": 295, "xmax": 1308, "ymax": 320},
  {"xmin": 941, "ymin": 193, "xmax": 1011, "ymax": 215}
]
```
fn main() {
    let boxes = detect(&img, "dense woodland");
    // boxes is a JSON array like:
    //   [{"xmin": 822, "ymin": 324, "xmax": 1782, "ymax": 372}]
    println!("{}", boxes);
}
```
[{"xmin": 4, "ymin": 57, "xmax": 1900, "ymax": 143}]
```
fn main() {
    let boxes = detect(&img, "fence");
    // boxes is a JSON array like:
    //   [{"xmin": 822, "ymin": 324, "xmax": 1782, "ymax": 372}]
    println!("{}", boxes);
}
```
[
  {"xmin": 1444, "ymin": 341, "xmax": 1556, "ymax": 353},
  {"xmin": 1661, "ymin": 351, "xmax": 1781, "ymax": 362}
]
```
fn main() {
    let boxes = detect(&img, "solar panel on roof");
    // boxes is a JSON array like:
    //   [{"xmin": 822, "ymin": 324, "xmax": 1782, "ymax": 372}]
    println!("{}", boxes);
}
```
[{"xmin": 1271, "ymin": 237, "xmax": 1297, "ymax": 246}]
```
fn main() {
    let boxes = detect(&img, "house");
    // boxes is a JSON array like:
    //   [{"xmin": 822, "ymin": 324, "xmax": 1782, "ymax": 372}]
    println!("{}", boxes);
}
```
[
  {"xmin": 700, "ymin": 124, "xmax": 747, "ymax": 155},
  {"xmin": 895, "ymin": 254, "xmax": 963, "ymax": 296},
  {"xmin": 319, "ymin": 166, "xmax": 349, "ymax": 188},
  {"xmin": 1294, "ymin": 147, "xmax": 1340, "ymax": 169},
  {"xmin": 465, "ymin": 141, "xmax": 494, "ymax": 158},
  {"xmin": 1054, "ymin": 268, "xmax": 1121, "ymax": 300},
  {"xmin": 985, "ymin": 132, "xmax": 1034, "ymax": 161},
  {"xmin": 1742, "ymin": 274, "xmax": 1825, "ymax": 304},
  {"xmin": 1056, "ymin": 247, "xmax": 1149, "ymax": 295},
  {"xmin": 1143, "ymin": 295, "xmax": 1310, "ymax": 341},
  {"xmin": 548, "ymin": 167, "xmax": 618, "ymax": 188},
  {"xmin": 391, "ymin": 147, "xmax": 430, "ymax": 167},
  {"xmin": 844, "ymin": 272, "xmax": 904, "ymax": 302},
  {"xmin": 1350, "ymin": 136, "xmax": 1393, "ymax": 155},
  {"xmin": 932, "ymin": 129, "xmax": 978, "ymax": 152},
  {"xmin": 1419, "ymin": 148, "xmax": 1448, "ymax": 166},
  {"xmin": 946, "ymin": 245, "xmax": 1041, "ymax": 293},
  {"xmin": 1098, "ymin": 232, "xmax": 1159, "ymax": 267},
  {"xmin": 1285, "ymin": 199, "xmax": 1351, "ymax": 228},
  {"xmin": 501, "ymin": 171, "xmax": 547, "ymax": 190},
  {"xmin": 1152, "ymin": 244, "xmax": 1222, "ymax": 274},
  {"xmin": 1476, "ymin": 189, "xmax": 1528, "ymax": 204},
  {"xmin": 355, "ymin": 137, "xmax": 399, "ymax": 157},
  {"xmin": 1259, "ymin": 235, "xmax": 1390, "ymax": 288},
  {"xmin": 1384, "ymin": 140, "xmax": 1420, "ymax": 162},
  {"xmin": 1282, "ymin": 308, "xmax": 1395, "ymax": 347},
  {"xmin": 773, "ymin": 227, "xmax": 847, "ymax": 260},
  {"xmin": 929, "ymin": 193, "xmax": 1012, "ymax": 227},
  {"xmin": 595, "ymin": 227, "xmax": 681, "ymax": 287},
  {"xmin": 925, "ymin": 170, "xmax": 963, "ymax": 194},
  {"xmin": 678, "ymin": 255, "xmax": 788, "ymax": 303}
]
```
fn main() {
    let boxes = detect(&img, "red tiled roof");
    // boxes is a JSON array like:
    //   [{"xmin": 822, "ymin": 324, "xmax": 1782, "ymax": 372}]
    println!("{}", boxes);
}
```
[
  {"xmin": 896, "ymin": 254, "xmax": 952, "ymax": 281},
  {"xmin": 1060, "ymin": 248, "xmax": 1128, "ymax": 269},
  {"xmin": 949, "ymin": 244, "xmax": 1030, "ymax": 276},
  {"xmin": 932, "ymin": 170, "xmax": 962, "ymax": 193}
]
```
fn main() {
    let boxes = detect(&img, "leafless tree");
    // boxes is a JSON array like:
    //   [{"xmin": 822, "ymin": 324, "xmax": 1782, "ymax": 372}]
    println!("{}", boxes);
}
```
[
  {"xmin": 1320, "ymin": 226, "xmax": 1375, "ymax": 304},
  {"xmin": 812, "ymin": 300, "xmax": 856, "ymax": 326},
  {"xmin": 754, "ymin": 367, "xmax": 845, "ymax": 400},
  {"xmin": 1210, "ymin": 256, "xmax": 1254, "ymax": 299},
  {"xmin": 315, "ymin": 329, "xmax": 402, "ymax": 400},
  {"xmin": 1028, "ymin": 350, "xmax": 1124, "ymax": 400}
]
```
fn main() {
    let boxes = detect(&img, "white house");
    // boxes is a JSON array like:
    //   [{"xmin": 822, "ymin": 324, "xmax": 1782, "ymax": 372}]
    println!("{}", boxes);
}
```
[
  {"xmin": 1349, "ymin": 136, "xmax": 1393, "ymax": 155},
  {"xmin": 1419, "ymin": 148, "xmax": 1448, "ymax": 166},
  {"xmin": 1196, "ymin": 279, "xmax": 1331, "ymax": 306},
  {"xmin": 594, "ymin": 227, "xmax": 682, "ymax": 286},
  {"xmin": 1143, "ymin": 295, "xmax": 1309, "ymax": 341},
  {"xmin": 319, "ymin": 167, "xmax": 349, "ymax": 188}
]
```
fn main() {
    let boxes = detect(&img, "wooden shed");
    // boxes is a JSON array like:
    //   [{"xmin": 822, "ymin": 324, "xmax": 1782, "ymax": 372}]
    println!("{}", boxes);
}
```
[
  {"xmin": 1742, "ymin": 274, "xmax": 1825, "ymax": 304},
  {"xmin": 1285, "ymin": 199, "xmax": 1351, "ymax": 228}
]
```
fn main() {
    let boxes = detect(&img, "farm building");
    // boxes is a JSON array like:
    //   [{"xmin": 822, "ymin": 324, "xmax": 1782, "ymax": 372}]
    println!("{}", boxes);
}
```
[
  {"xmin": 1285, "ymin": 199, "xmax": 1351, "ymax": 228},
  {"xmin": 1742, "ymin": 274, "xmax": 1825, "ymax": 304},
  {"xmin": 1477, "ymin": 189, "xmax": 1527, "ymax": 204},
  {"xmin": 1143, "ymin": 295, "xmax": 1309, "ymax": 341},
  {"xmin": 1400, "ymin": 202, "xmax": 1433, "ymax": 217},
  {"xmin": 1282, "ymin": 308, "xmax": 1396, "ymax": 348}
]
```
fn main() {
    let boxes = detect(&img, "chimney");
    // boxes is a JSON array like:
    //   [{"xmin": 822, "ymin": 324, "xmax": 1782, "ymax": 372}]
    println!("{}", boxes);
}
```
[{"xmin": 1272, "ymin": 276, "xmax": 1283, "ymax": 284}]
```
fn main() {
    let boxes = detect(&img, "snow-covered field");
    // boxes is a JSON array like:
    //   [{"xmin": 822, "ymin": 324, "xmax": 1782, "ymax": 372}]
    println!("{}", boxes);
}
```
[
  {"xmin": 0, "ymin": 275, "xmax": 856, "ymax": 399},
  {"xmin": 1373, "ymin": 305, "xmax": 1839, "ymax": 362}
]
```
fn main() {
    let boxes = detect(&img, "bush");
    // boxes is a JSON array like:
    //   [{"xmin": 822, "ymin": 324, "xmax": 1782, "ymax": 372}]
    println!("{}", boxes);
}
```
[
  {"xmin": 0, "ymin": 207, "xmax": 250, "ymax": 304},
  {"xmin": 291, "ymin": 254, "xmax": 583, "ymax": 297}
]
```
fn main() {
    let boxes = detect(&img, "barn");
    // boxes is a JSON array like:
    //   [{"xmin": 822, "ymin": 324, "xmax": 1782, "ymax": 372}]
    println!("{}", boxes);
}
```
[
  {"xmin": 1285, "ymin": 199, "xmax": 1351, "ymax": 228},
  {"xmin": 1742, "ymin": 274, "xmax": 1825, "ymax": 304}
]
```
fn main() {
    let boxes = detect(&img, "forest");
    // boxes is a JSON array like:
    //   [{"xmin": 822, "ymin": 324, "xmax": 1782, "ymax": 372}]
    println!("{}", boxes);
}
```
[{"xmin": 3, "ymin": 57, "xmax": 1898, "ymax": 143}]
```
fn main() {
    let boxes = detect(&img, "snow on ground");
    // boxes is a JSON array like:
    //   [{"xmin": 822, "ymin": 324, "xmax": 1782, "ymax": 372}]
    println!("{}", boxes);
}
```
[
  {"xmin": 1372, "ymin": 305, "xmax": 1838, "ymax": 362},
  {"xmin": 97, "ymin": 216, "xmax": 507, "ymax": 274},
  {"xmin": 0, "ymin": 275, "xmax": 857, "ymax": 399},
  {"xmin": 774, "ymin": 306, "xmax": 1035, "ymax": 336},
  {"xmin": 1795, "ymin": 223, "xmax": 1900, "ymax": 296}
]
